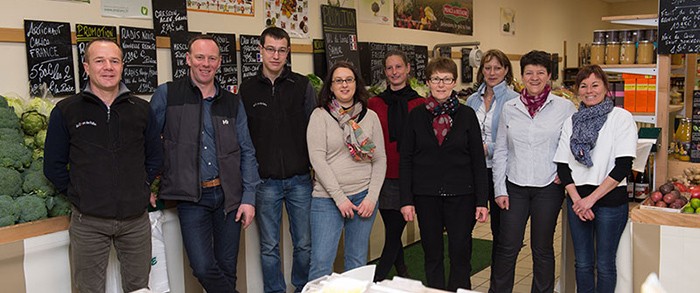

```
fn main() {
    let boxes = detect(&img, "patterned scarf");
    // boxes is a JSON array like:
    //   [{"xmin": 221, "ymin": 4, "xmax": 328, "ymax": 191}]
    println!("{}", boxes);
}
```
[
  {"xmin": 570, "ymin": 98, "xmax": 614, "ymax": 167},
  {"xmin": 328, "ymin": 99, "xmax": 376, "ymax": 161},
  {"xmin": 425, "ymin": 93, "xmax": 460, "ymax": 145},
  {"xmin": 520, "ymin": 84, "xmax": 552, "ymax": 117}
]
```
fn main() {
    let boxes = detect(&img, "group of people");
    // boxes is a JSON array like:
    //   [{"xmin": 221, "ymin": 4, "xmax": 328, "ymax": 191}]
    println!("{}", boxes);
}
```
[{"xmin": 42, "ymin": 24, "xmax": 636, "ymax": 293}]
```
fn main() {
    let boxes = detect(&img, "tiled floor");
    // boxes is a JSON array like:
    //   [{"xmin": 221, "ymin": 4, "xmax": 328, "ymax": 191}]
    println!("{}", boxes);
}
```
[{"xmin": 470, "ymin": 214, "xmax": 563, "ymax": 293}]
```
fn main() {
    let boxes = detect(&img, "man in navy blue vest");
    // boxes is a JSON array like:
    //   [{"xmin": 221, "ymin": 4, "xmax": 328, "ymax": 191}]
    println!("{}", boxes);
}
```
[{"xmin": 151, "ymin": 34, "xmax": 260, "ymax": 293}]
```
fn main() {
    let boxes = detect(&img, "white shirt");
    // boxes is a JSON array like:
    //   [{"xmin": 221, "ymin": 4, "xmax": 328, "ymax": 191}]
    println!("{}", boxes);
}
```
[
  {"xmin": 492, "ymin": 93, "xmax": 577, "ymax": 197},
  {"xmin": 553, "ymin": 107, "xmax": 637, "ymax": 186},
  {"xmin": 476, "ymin": 97, "xmax": 495, "ymax": 168}
]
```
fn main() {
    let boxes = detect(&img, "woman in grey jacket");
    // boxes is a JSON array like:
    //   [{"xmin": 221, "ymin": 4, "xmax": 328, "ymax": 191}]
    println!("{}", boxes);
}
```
[{"xmin": 465, "ymin": 49, "xmax": 519, "ymax": 272}]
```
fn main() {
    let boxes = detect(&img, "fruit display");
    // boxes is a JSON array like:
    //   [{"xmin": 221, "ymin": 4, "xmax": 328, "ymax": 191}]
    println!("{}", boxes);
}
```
[
  {"xmin": 669, "ymin": 166, "xmax": 700, "ymax": 185},
  {"xmin": 641, "ymin": 182, "xmax": 689, "ymax": 211}
]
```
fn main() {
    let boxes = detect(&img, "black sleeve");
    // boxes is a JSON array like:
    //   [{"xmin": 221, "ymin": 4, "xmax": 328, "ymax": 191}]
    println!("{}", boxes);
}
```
[
  {"xmin": 399, "ymin": 110, "xmax": 418, "ymax": 207},
  {"xmin": 557, "ymin": 163, "xmax": 574, "ymax": 186},
  {"xmin": 43, "ymin": 107, "xmax": 70, "ymax": 193},
  {"xmin": 608, "ymin": 156, "xmax": 634, "ymax": 182}
]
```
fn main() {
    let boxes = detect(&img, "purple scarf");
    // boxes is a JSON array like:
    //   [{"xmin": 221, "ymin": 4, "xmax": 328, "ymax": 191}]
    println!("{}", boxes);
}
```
[{"xmin": 520, "ymin": 85, "xmax": 551, "ymax": 117}]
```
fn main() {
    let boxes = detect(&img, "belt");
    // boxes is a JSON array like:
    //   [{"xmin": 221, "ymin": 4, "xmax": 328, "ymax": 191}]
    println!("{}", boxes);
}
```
[{"xmin": 201, "ymin": 177, "xmax": 221, "ymax": 188}]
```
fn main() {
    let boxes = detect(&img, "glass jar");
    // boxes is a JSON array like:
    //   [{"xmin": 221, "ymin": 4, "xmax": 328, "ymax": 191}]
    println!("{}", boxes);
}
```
[
  {"xmin": 590, "ymin": 43, "xmax": 605, "ymax": 65},
  {"xmin": 637, "ymin": 41, "xmax": 654, "ymax": 64},
  {"xmin": 605, "ymin": 42, "xmax": 620, "ymax": 64},
  {"xmin": 619, "ymin": 30, "xmax": 636, "ymax": 64},
  {"xmin": 675, "ymin": 118, "xmax": 692, "ymax": 161}
]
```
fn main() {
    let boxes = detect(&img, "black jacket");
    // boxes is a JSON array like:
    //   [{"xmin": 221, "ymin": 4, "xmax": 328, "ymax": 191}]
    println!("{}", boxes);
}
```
[
  {"xmin": 239, "ymin": 67, "xmax": 316, "ymax": 179},
  {"xmin": 399, "ymin": 104, "xmax": 488, "ymax": 207},
  {"xmin": 44, "ymin": 84, "xmax": 163, "ymax": 219}
]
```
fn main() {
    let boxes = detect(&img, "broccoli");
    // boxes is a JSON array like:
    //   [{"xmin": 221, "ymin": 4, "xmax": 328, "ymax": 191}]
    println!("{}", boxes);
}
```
[
  {"xmin": 32, "ymin": 149, "xmax": 44, "ymax": 161},
  {"xmin": 20, "ymin": 110, "xmax": 48, "ymax": 136},
  {"xmin": 22, "ymin": 169, "xmax": 56, "ymax": 198},
  {"xmin": 15, "ymin": 194, "xmax": 47, "ymax": 223},
  {"xmin": 0, "ymin": 167, "xmax": 23, "ymax": 197},
  {"xmin": 46, "ymin": 194, "xmax": 71, "ymax": 217},
  {"xmin": 4, "ymin": 96, "xmax": 25, "ymax": 117},
  {"xmin": 0, "ymin": 128, "xmax": 24, "ymax": 144},
  {"xmin": 0, "ymin": 107, "xmax": 20, "ymax": 129},
  {"xmin": 0, "ymin": 95, "xmax": 9, "ymax": 108},
  {"xmin": 34, "ymin": 129, "xmax": 47, "ymax": 149},
  {"xmin": 0, "ymin": 195, "xmax": 19, "ymax": 227},
  {"xmin": 29, "ymin": 159, "xmax": 43, "ymax": 171},
  {"xmin": 0, "ymin": 140, "xmax": 32, "ymax": 171},
  {"xmin": 24, "ymin": 135, "xmax": 36, "ymax": 149}
]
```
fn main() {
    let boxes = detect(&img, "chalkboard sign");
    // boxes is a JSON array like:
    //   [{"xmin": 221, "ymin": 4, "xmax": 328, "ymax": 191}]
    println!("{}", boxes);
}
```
[
  {"xmin": 658, "ymin": 0, "xmax": 700, "ymax": 54},
  {"xmin": 321, "ymin": 5, "xmax": 361, "ymax": 72},
  {"xmin": 24, "ymin": 20, "xmax": 75, "ymax": 96},
  {"xmin": 413, "ymin": 45, "xmax": 428, "ymax": 82},
  {"xmin": 120, "ymin": 26, "xmax": 157, "ymax": 94},
  {"xmin": 312, "ymin": 39, "xmax": 328, "ymax": 79},
  {"xmin": 76, "ymin": 24, "xmax": 117, "ymax": 91},
  {"xmin": 358, "ymin": 42, "xmax": 387, "ymax": 86},
  {"xmin": 461, "ymin": 48, "xmax": 473, "ymax": 84},
  {"xmin": 169, "ymin": 31, "xmax": 200, "ymax": 81},
  {"xmin": 209, "ymin": 33, "xmax": 239, "ymax": 93},
  {"xmin": 438, "ymin": 46, "xmax": 452, "ymax": 58},
  {"xmin": 386, "ymin": 43, "xmax": 402, "ymax": 53},
  {"xmin": 239, "ymin": 34, "xmax": 262, "ymax": 80},
  {"xmin": 152, "ymin": 0, "xmax": 188, "ymax": 37}
]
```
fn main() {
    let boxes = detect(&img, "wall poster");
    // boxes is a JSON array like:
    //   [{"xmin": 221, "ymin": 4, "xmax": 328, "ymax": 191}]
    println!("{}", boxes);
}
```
[
  {"xmin": 358, "ymin": 0, "xmax": 391, "ymax": 25},
  {"xmin": 187, "ymin": 0, "xmax": 254, "ymax": 16},
  {"xmin": 500, "ymin": 7, "xmax": 515, "ymax": 36},
  {"xmin": 394, "ymin": 0, "xmax": 473, "ymax": 35},
  {"xmin": 264, "ymin": 0, "xmax": 310, "ymax": 38}
]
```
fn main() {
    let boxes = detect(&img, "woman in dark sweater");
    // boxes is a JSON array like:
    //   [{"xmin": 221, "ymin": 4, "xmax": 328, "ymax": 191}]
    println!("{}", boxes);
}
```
[
  {"xmin": 399, "ymin": 57, "xmax": 489, "ymax": 291},
  {"xmin": 368, "ymin": 50, "xmax": 425, "ymax": 282}
]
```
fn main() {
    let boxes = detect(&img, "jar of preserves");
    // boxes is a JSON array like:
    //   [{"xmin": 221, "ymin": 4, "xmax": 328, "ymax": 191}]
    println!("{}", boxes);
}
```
[
  {"xmin": 620, "ymin": 30, "xmax": 636, "ymax": 64},
  {"xmin": 675, "ymin": 118, "xmax": 692, "ymax": 161},
  {"xmin": 590, "ymin": 43, "xmax": 605, "ymax": 65}
]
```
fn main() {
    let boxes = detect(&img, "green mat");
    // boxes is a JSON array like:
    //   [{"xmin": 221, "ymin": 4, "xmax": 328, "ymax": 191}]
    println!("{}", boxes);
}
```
[{"xmin": 370, "ymin": 236, "xmax": 492, "ymax": 283}]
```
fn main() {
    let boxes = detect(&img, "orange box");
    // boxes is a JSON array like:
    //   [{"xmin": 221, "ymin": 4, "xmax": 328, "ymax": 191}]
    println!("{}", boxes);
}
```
[
  {"xmin": 623, "ymin": 78, "xmax": 636, "ymax": 112},
  {"xmin": 647, "ymin": 77, "xmax": 656, "ymax": 113},
  {"xmin": 635, "ymin": 78, "xmax": 648, "ymax": 113}
]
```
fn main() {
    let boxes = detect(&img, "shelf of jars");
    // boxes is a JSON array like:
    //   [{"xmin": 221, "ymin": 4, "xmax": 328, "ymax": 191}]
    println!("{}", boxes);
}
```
[{"xmin": 601, "ymin": 14, "xmax": 658, "ymax": 27}]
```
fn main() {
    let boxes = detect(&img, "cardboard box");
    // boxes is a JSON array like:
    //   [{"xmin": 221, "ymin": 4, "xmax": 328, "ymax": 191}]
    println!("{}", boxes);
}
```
[
  {"xmin": 623, "ymin": 78, "xmax": 636, "ymax": 111},
  {"xmin": 647, "ymin": 77, "xmax": 656, "ymax": 113},
  {"xmin": 635, "ymin": 78, "xmax": 648, "ymax": 113}
]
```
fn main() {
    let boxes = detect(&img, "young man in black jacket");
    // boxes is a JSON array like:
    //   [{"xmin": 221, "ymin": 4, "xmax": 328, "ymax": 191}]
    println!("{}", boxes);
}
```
[
  {"xmin": 44, "ymin": 38, "xmax": 163, "ymax": 292},
  {"xmin": 239, "ymin": 27, "xmax": 316, "ymax": 293}
]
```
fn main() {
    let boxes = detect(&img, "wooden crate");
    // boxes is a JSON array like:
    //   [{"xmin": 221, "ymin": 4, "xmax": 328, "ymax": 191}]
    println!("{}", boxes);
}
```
[{"xmin": 630, "ymin": 205, "xmax": 700, "ymax": 228}]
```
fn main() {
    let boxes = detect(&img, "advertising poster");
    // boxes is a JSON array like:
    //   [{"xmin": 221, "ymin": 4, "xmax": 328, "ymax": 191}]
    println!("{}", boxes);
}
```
[
  {"xmin": 187, "ymin": 0, "xmax": 254, "ymax": 16},
  {"xmin": 264, "ymin": 0, "xmax": 310, "ymax": 39},
  {"xmin": 358, "ymin": 0, "xmax": 391, "ymax": 25},
  {"xmin": 500, "ymin": 7, "xmax": 515, "ymax": 36},
  {"xmin": 394, "ymin": 0, "xmax": 473, "ymax": 35}
]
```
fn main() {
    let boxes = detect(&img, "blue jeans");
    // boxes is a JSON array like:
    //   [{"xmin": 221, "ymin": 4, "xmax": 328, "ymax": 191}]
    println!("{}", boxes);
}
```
[
  {"xmin": 256, "ymin": 173, "xmax": 312, "ymax": 293},
  {"xmin": 566, "ymin": 199, "xmax": 628, "ymax": 293},
  {"xmin": 177, "ymin": 186, "xmax": 241, "ymax": 293},
  {"xmin": 309, "ymin": 190, "xmax": 377, "ymax": 281}
]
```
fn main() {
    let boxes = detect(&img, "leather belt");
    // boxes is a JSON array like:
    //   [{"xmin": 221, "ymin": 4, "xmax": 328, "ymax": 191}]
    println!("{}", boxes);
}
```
[{"xmin": 201, "ymin": 177, "xmax": 221, "ymax": 188}]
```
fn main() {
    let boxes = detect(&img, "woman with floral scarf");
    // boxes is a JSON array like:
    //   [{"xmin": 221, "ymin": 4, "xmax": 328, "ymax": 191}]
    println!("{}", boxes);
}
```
[
  {"xmin": 306, "ymin": 61, "xmax": 386, "ymax": 281},
  {"xmin": 490, "ymin": 50, "xmax": 576, "ymax": 293},
  {"xmin": 399, "ymin": 57, "xmax": 489, "ymax": 291},
  {"xmin": 554, "ymin": 65, "xmax": 636, "ymax": 293}
]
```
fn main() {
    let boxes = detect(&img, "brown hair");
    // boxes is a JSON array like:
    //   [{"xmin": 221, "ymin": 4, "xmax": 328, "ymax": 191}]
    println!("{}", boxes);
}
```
[
  {"xmin": 574, "ymin": 64, "xmax": 610, "ymax": 94},
  {"xmin": 84, "ymin": 38, "xmax": 122, "ymax": 61},
  {"xmin": 425, "ymin": 57, "xmax": 457, "ymax": 81},
  {"xmin": 187, "ymin": 34, "xmax": 220, "ymax": 55},
  {"xmin": 383, "ymin": 50, "xmax": 409, "ymax": 68},
  {"xmin": 318, "ymin": 61, "xmax": 370, "ymax": 108},
  {"xmin": 476, "ymin": 49, "xmax": 514, "ymax": 86}
]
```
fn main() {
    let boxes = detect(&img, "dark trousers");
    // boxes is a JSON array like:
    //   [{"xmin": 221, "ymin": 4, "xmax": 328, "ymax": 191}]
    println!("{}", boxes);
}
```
[
  {"xmin": 69, "ymin": 207, "xmax": 151, "ymax": 293},
  {"xmin": 489, "ymin": 181, "xmax": 564, "ymax": 293},
  {"xmin": 486, "ymin": 169, "xmax": 500, "ymax": 265},
  {"xmin": 415, "ymin": 195, "xmax": 477, "ymax": 291},
  {"xmin": 374, "ymin": 209, "xmax": 407, "ymax": 282}
]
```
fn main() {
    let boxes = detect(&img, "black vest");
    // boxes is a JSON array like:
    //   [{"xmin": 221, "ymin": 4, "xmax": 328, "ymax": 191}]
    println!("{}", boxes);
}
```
[{"xmin": 159, "ymin": 79, "xmax": 243, "ymax": 213}]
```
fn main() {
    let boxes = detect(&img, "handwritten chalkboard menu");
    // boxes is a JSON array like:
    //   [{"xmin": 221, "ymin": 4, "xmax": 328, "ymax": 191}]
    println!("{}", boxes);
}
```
[
  {"xmin": 312, "ymin": 39, "xmax": 328, "ymax": 79},
  {"xmin": 461, "ymin": 48, "xmax": 473, "ymax": 84},
  {"xmin": 120, "ymin": 26, "xmax": 157, "ymax": 94},
  {"xmin": 239, "ymin": 34, "xmax": 262, "ymax": 81},
  {"xmin": 358, "ymin": 42, "xmax": 386, "ymax": 86},
  {"xmin": 209, "ymin": 33, "xmax": 238, "ymax": 93},
  {"xmin": 169, "ymin": 31, "xmax": 200, "ymax": 81},
  {"xmin": 321, "ymin": 5, "xmax": 361, "ymax": 72},
  {"xmin": 412, "ymin": 45, "xmax": 428, "ymax": 82},
  {"xmin": 438, "ymin": 46, "xmax": 452, "ymax": 58},
  {"xmin": 658, "ymin": 0, "xmax": 700, "ymax": 54},
  {"xmin": 76, "ymin": 24, "xmax": 117, "ymax": 91},
  {"xmin": 24, "ymin": 20, "xmax": 75, "ymax": 96},
  {"xmin": 386, "ymin": 43, "xmax": 402, "ymax": 53},
  {"xmin": 152, "ymin": 0, "xmax": 188, "ymax": 36}
]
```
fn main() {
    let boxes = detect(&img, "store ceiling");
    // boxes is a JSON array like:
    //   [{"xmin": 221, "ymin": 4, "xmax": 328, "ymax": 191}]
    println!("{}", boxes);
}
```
[{"xmin": 599, "ymin": 0, "xmax": 639, "ymax": 2}]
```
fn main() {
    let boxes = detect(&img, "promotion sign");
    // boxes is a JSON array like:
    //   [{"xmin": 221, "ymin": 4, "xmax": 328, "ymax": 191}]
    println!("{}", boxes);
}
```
[{"xmin": 394, "ymin": 0, "xmax": 473, "ymax": 35}]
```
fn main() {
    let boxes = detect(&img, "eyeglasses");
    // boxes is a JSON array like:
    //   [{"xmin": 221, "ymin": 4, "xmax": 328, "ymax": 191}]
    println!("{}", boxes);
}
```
[
  {"xmin": 429, "ymin": 77, "xmax": 455, "ymax": 84},
  {"xmin": 262, "ymin": 46, "xmax": 289, "ymax": 55},
  {"xmin": 332, "ymin": 77, "xmax": 356, "ymax": 85}
]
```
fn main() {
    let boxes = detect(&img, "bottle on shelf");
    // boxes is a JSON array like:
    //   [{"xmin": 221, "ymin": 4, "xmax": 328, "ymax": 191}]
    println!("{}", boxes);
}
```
[
  {"xmin": 627, "ymin": 171, "xmax": 636, "ymax": 202},
  {"xmin": 675, "ymin": 118, "xmax": 692, "ymax": 161},
  {"xmin": 634, "ymin": 153, "xmax": 654, "ymax": 202}
]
